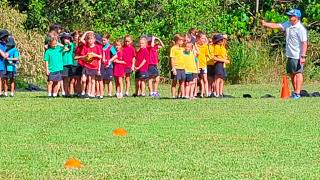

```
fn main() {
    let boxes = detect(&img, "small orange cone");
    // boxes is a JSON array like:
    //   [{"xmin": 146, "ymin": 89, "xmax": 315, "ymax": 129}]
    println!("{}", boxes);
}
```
[
  {"xmin": 113, "ymin": 128, "xmax": 128, "ymax": 136},
  {"xmin": 64, "ymin": 158, "xmax": 83, "ymax": 170},
  {"xmin": 281, "ymin": 75, "xmax": 290, "ymax": 99}
]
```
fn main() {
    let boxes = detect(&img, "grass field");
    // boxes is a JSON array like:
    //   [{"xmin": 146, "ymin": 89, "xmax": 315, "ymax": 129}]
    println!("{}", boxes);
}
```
[{"xmin": 1, "ymin": 83, "xmax": 320, "ymax": 179}]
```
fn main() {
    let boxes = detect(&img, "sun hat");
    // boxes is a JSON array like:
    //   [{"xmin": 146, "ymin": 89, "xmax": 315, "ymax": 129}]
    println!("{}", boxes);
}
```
[
  {"xmin": 0, "ymin": 29, "xmax": 10, "ymax": 39},
  {"xmin": 212, "ymin": 34, "xmax": 225, "ymax": 44},
  {"xmin": 286, "ymin": 9, "xmax": 302, "ymax": 18}
]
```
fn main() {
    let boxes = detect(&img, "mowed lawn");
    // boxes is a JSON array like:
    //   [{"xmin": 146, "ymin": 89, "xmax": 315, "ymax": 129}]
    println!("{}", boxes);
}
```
[{"xmin": 1, "ymin": 83, "xmax": 320, "ymax": 179}]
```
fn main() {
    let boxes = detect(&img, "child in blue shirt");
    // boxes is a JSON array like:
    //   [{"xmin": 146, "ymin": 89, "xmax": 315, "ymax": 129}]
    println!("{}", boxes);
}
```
[
  {"xmin": 0, "ymin": 29, "xmax": 10, "ymax": 96},
  {"xmin": 3, "ymin": 36, "xmax": 19, "ymax": 97}
]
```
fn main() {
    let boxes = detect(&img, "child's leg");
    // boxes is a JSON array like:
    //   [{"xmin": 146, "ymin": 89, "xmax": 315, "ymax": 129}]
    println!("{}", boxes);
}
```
[
  {"xmin": 52, "ymin": 81, "xmax": 60, "ymax": 96},
  {"xmin": 63, "ymin": 77, "xmax": 69, "ymax": 96},
  {"xmin": 171, "ymin": 80, "xmax": 177, "ymax": 98},
  {"xmin": 135, "ymin": 79, "xmax": 139, "ymax": 95},
  {"xmin": 90, "ymin": 76, "xmax": 96, "ymax": 97},
  {"xmin": 200, "ymin": 76, "xmax": 204, "ymax": 97},
  {"xmin": 214, "ymin": 76, "xmax": 220, "ymax": 97},
  {"xmin": 60, "ymin": 80, "xmax": 65, "ymax": 96},
  {"xmin": 219, "ymin": 78, "xmax": 224, "ymax": 96},
  {"xmin": 208, "ymin": 76, "xmax": 214, "ymax": 96},
  {"xmin": 69, "ymin": 77, "xmax": 75, "ymax": 95},
  {"xmin": 119, "ymin": 77, "xmax": 123, "ymax": 96},
  {"xmin": 148, "ymin": 78, "xmax": 153, "ymax": 95},
  {"xmin": 190, "ymin": 80, "xmax": 195, "ymax": 98},
  {"xmin": 185, "ymin": 82, "xmax": 190, "ymax": 98},
  {"xmin": 140, "ymin": 79, "xmax": 146, "ymax": 96},
  {"xmin": 10, "ymin": 78, "xmax": 15, "ymax": 95},
  {"xmin": 193, "ymin": 78, "xmax": 198, "ymax": 97},
  {"xmin": 115, "ymin": 77, "xmax": 120, "ymax": 94},
  {"xmin": 125, "ymin": 74, "xmax": 130, "ymax": 95},
  {"xmin": 87, "ymin": 75, "xmax": 92, "ymax": 96},
  {"xmin": 154, "ymin": 76, "xmax": 160, "ymax": 93},
  {"xmin": 3, "ymin": 78, "xmax": 8, "ymax": 96},
  {"xmin": 47, "ymin": 80, "xmax": 53, "ymax": 96},
  {"xmin": 99, "ymin": 79, "xmax": 104, "ymax": 97},
  {"xmin": 179, "ymin": 80, "xmax": 185, "ymax": 98},
  {"xmin": 105, "ymin": 80, "xmax": 112, "ymax": 96},
  {"xmin": 203, "ymin": 74, "xmax": 209, "ymax": 97},
  {"xmin": 81, "ymin": 75, "xmax": 87, "ymax": 95}
]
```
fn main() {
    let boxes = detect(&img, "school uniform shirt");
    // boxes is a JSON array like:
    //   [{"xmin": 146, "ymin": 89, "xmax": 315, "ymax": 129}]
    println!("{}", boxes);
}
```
[
  {"xmin": 0, "ymin": 42, "xmax": 6, "ymax": 71},
  {"xmin": 122, "ymin": 44, "xmax": 136, "ymax": 68},
  {"xmin": 170, "ymin": 45, "xmax": 184, "ymax": 69},
  {"xmin": 212, "ymin": 44, "xmax": 228, "ymax": 68},
  {"xmin": 207, "ymin": 45, "xmax": 215, "ymax": 66},
  {"xmin": 80, "ymin": 44, "xmax": 102, "ymax": 70},
  {"xmin": 148, "ymin": 44, "xmax": 160, "ymax": 65},
  {"xmin": 183, "ymin": 51, "xmax": 198, "ymax": 74},
  {"xmin": 136, "ymin": 47, "xmax": 149, "ymax": 72},
  {"xmin": 6, "ymin": 48, "xmax": 19, "ymax": 72},
  {"xmin": 113, "ymin": 51, "xmax": 125, "ymax": 77},
  {"xmin": 196, "ymin": 43, "xmax": 209, "ymax": 69},
  {"xmin": 44, "ymin": 46, "xmax": 64, "ymax": 73},
  {"xmin": 103, "ymin": 43, "xmax": 117, "ymax": 68},
  {"xmin": 62, "ymin": 42, "xmax": 76, "ymax": 66}
]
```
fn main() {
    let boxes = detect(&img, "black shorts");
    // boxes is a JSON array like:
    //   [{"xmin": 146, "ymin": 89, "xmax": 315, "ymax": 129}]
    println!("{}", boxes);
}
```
[
  {"xmin": 74, "ymin": 66, "xmax": 83, "ymax": 77},
  {"xmin": 48, "ymin": 71, "xmax": 62, "ymax": 82},
  {"xmin": 171, "ymin": 69, "xmax": 186, "ymax": 81},
  {"xmin": 82, "ymin": 67, "xmax": 98, "ymax": 77},
  {"xmin": 62, "ymin": 65, "xmax": 74, "ymax": 77},
  {"xmin": 0, "ymin": 70, "xmax": 5, "ymax": 78},
  {"xmin": 148, "ymin": 64, "xmax": 159, "ymax": 77},
  {"xmin": 135, "ymin": 71, "xmax": 149, "ymax": 80},
  {"xmin": 214, "ymin": 62, "xmax": 227, "ymax": 79},
  {"xmin": 207, "ymin": 65, "xmax": 215, "ymax": 77},
  {"xmin": 125, "ymin": 67, "xmax": 132, "ymax": 74},
  {"xmin": 185, "ymin": 73, "xmax": 197, "ymax": 82},
  {"xmin": 3, "ymin": 71, "xmax": 16, "ymax": 79},
  {"xmin": 101, "ymin": 65, "xmax": 113, "ymax": 80}
]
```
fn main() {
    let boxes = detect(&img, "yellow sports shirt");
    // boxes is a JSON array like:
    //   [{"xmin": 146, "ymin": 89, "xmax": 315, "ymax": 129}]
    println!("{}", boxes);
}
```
[
  {"xmin": 170, "ymin": 45, "xmax": 185, "ymax": 69},
  {"xmin": 196, "ymin": 43, "xmax": 209, "ymax": 69},
  {"xmin": 183, "ymin": 51, "xmax": 198, "ymax": 73}
]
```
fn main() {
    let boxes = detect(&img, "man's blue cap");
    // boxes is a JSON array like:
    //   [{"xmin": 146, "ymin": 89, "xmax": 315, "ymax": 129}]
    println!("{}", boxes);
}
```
[{"xmin": 286, "ymin": 9, "xmax": 302, "ymax": 18}]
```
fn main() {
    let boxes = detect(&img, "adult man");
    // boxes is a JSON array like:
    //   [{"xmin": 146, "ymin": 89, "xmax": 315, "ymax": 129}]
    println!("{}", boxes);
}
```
[{"xmin": 261, "ymin": 9, "xmax": 308, "ymax": 99}]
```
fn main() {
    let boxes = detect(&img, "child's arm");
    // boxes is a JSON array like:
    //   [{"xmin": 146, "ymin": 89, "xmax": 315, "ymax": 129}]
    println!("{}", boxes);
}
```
[
  {"xmin": 0, "ymin": 50, "xmax": 8, "ymax": 59},
  {"xmin": 88, "ymin": 52, "xmax": 102, "ymax": 59},
  {"xmin": 6, "ymin": 57, "xmax": 19, "ymax": 61},
  {"xmin": 131, "ymin": 57, "xmax": 136, "ymax": 71},
  {"xmin": 154, "ymin": 37, "xmax": 165, "ymax": 48},
  {"xmin": 80, "ymin": 31, "xmax": 94, "ymax": 44},
  {"xmin": 44, "ymin": 61, "xmax": 49, "ymax": 76},
  {"xmin": 214, "ymin": 56, "xmax": 230, "ymax": 64},
  {"xmin": 114, "ymin": 59, "xmax": 126, "ymax": 64},
  {"xmin": 135, "ymin": 59, "xmax": 146, "ymax": 70}
]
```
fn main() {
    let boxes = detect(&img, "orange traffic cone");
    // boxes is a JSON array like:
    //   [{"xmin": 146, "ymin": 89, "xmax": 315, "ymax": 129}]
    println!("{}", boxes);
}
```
[
  {"xmin": 64, "ymin": 158, "xmax": 83, "ymax": 170},
  {"xmin": 113, "ymin": 128, "xmax": 128, "ymax": 137},
  {"xmin": 281, "ymin": 75, "xmax": 290, "ymax": 99}
]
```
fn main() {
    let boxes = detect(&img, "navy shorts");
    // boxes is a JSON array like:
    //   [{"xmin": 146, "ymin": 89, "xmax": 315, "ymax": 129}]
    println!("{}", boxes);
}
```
[
  {"xmin": 101, "ymin": 65, "xmax": 113, "ymax": 81},
  {"xmin": 186, "ymin": 73, "xmax": 197, "ymax": 82},
  {"xmin": 125, "ymin": 67, "xmax": 132, "ymax": 74},
  {"xmin": 214, "ymin": 62, "xmax": 227, "ymax": 79},
  {"xmin": 62, "ymin": 65, "xmax": 74, "ymax": 77},
  {"xmin": 148, "ymin": 64, "xmax": 159, "ymax": 77},
  {"xmin": 82, "ymin": 67, "xmax": 98, "ymax": 76},
  {"xmin": 0, "ymin": 70, "xmax": 5, "ymax": 78},
  {"xmin": 3, "ymin": 71, "xmax": 16, "ymax": 79},
  {"xmin": 74, "ymin": 66, "xmax": 83, "ymax": 77},
  {"xmin": 135, "ymin": 71, "xmax": 149, "ymax": 80},
  {"xmin": 171, "ymin": 69, "xmax": 186, "ymax": 81},
  {"xmin": 48, "ymin": 71, "xmax": 62, "ymax": 82},
  {"xmin": 207, "ymin": 65, "xmax": 215, "ymax": 77}
]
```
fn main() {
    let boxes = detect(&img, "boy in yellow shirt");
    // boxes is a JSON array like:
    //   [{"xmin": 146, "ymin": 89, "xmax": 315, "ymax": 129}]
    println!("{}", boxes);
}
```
[
  {"xmin": 183, "ymin": 42, "xmax": 199, "ymax": 99},
  {"xmin": 170, "ymin": 34, "xmax": 185, "ymax": 98},
  {"xmin": 196, "ymin": 32, "xmax": 210, "ymax": 98},
  {"xmin": 212, "ymin": 34, "xmax": 230, "ymax": 97}
]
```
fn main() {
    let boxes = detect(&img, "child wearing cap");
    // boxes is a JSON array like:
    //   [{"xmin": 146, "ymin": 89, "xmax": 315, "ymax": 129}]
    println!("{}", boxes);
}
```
[
  {"xmin": 122, "ymin": 35, "xmax": 136, "ymax": 97},
  {"xmin": 44, "ymin": 37, "xmax": 64, "ymax": 98},
  {"xmin": 0, "ymin": 29, "xmax": 9, "ymax": 96},
  {"xmin": 61, "ymin": 33, "xmax": 76, "ymax": 97},
  {"xmin": 99, "ymin": 33, "xmax": 117, "ymax": 97},
  {"xmin": 196, "ymin": 32, "xmax": 210, "ymax": 98},
  {"xmin": 79, "ymin": 32, "xmax": 102, "ymax": 98},
  {"xmin": 170, "ymin": 34, "xmax": 185, "ymax": 98},
  {"xmin": 3, "ymin": 36, "xmax": 19, "ymax": 97},
  {"xmin": 109, "ymin": 40, "xmax": 126, "ymax": 98},
  {"xmin": 134, "ymin": 37, "xmax": 149, "ymax": 97},
  {"xmin": 212, "ymin": 34, "xmax": 230, "ymax": 98},
  {"xmin": 183, "ymin": 42, "xmax": 199, "ymax": 99},
  {"xmin": 148, "ymin": 36, "xmax": 164, "ymax": 97}
]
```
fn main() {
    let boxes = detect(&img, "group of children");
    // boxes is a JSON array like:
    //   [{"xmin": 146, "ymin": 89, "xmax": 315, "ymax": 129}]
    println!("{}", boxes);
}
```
[
  {"xmin": 44, "ymin": 24, "xmax": 164, "ymax": 99},
  {"xmin": 0, "ymin": 29, "xmax": 19, "ymax": 97},
  {"xmin": 170, "ymin": 28, "xmax": 230, "ymax": 99}
]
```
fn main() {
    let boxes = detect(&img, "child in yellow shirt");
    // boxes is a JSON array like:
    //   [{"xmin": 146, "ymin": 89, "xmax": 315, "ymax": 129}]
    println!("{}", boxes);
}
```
[
  {"xmin": 183, "ymin": 42, "xmax": 199, "ymax": 99},
  {"xmin": 212, "ymin": 34, "xmax": 230, "ymax": 98}
]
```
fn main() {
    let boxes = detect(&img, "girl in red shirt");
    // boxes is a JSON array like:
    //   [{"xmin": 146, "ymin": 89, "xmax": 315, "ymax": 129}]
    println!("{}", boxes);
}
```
[{"xmin": 110, "ymin": 40, "xmax": 126, "ymax": 98}]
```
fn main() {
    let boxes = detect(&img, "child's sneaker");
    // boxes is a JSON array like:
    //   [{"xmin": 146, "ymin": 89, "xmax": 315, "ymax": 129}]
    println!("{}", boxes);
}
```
[
  {"xmin": 292, "ymin": 93, "xmax": 301, "ymax": 100},
  {"xmin": 153, "ymin": 92, "xmax": 160, "ymax": 98}
]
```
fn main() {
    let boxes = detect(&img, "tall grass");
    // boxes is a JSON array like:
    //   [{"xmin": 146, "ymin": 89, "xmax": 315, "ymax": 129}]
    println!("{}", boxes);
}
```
[{"xmin": 0, "ymin": 2, "xmax": 45, "ymax": 85}]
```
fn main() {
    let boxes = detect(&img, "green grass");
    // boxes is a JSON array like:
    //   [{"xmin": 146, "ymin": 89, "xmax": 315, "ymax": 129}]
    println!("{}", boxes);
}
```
[{"xmin": 1, "ymin": 83, "xmax": 320, "ymax": 179}]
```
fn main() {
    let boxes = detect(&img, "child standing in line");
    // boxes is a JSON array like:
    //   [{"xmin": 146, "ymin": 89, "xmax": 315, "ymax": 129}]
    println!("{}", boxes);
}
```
[
  {"xmin": 109, "ymin": 40, "xmax": 126, "ymax": 98},
  {"xmin": 207, "ymin": 35, "xmax": 216, "ymax": 97},
  {"xmin": 3, "ymin": 36, "xmax": 19, "ymax": 97},
  {"xmin": 71, "ymin": 31, "xmax": 83, "ymax": 97},
  {"xmin": 79, "ymin": 32, "xmax": 102, "ymax": 98},
  {"xmin": 134, "ymin": 37, "xmax": 149, "ymax": 97},
  {"xmin": 0, "ymin": 30, "xmax": 9, "ymax": 96},
  {"xmin": 100, "ymin": 33, "xmax": 117, "ymax": 97},
  {"xmin": 212, "ymin": 34, "xmax": 230, "ymax": 98},
  {"xmin": 148, "ymin": 36, "xmax": 164, "ymax": 98},
  {"xmin": 44, "ymin": 37, "xmax": 64, "ymax": 98},
  {"xmin": 61, "ymin": 33, "xmax": 75, "ymax": 97},
  {"xmin": 196, "ymin": 32, "xmax": 210, "ymax": 98},
  {"xmin": 122, "ymin": 35, "xmax": 136, "ymax": 97},
  {"xmin": 170, "ymin": 34, "xmax": 185, "ymax": 98},
  {"xmin": 183, "ymin": 42, "xmax": 199, "ymax": 99}
]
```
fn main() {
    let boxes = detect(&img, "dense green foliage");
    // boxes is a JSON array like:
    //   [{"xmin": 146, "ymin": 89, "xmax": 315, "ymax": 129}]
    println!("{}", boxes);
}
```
[
  {"xmin": 1, "ymin": 84, "xmax": 320, "ymax": 178},
  {"xmin": 3, "ymin": 0, "xmax": 320, "ymax": 83}
]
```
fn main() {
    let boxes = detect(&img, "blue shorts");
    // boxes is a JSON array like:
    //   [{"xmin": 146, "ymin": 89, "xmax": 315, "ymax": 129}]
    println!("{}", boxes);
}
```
[
  {"xmin": 62, "ymin": 65, "xmax": 74, "ymax": 77},
  {"xmin": 82, "ymin": 67, "xmax": 98, "ymax": 77},
  {"xmin": 171, "ymin": 69, "xmax": 186, "ymax": 81},
  {"xmin": 3, "ymin": 71, "xmax": 16, "ymax": 79},
  {"xmin": 148, "ymin": 64, "xmax": 159, "ymax": 77},
  {"xmin": 101, "ymin": 65, "xmax": 113, "ymax": 81},
  {"xmin": 125, "ymin": 67, "xmax": 132, "ymax": 74},
  {"xmin": 135, "ymin": 71, "xmax": 149, "ymax": 80},
  {"xmin": 48, "ymin": 71, "xmax": 62, "ymax": 82},
  {"xmin": 207, "ymin": 65, "xmax": 215, "ymax": 77},
  {"xmin": 186, "ymin": 73, "xmax": 197, "ymax": 82},
  {"xmin": 213, "ymin": 62, "xmax": 227, "ymax": 79},
  {"xmin": 0, "ymin": 70, "xmax": 5, "ymax": 78}
]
